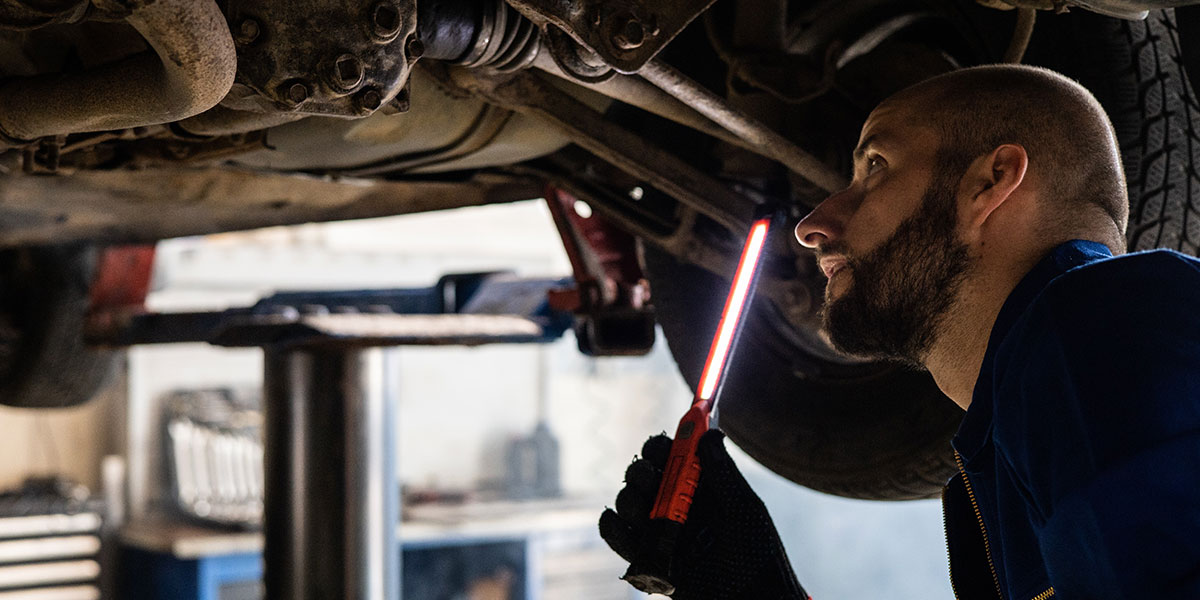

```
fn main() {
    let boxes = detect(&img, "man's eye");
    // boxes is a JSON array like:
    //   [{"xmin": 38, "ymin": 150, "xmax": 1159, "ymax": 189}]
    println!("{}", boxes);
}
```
[{"xmin": 866, "ymin": 156, "xmax": 886, "ymax": 175}]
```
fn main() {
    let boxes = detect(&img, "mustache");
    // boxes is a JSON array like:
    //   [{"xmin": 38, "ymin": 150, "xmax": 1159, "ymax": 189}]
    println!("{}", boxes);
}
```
[{"xmin": 814, "ymin": 242, "xmax": 857, "ymax": 270}]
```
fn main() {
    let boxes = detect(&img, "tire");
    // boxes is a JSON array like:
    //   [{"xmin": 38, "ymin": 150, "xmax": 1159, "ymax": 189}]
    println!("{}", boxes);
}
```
[
  {"xmin": 0, "ymin": 245, "xmax": 117, "ymax": 408},
  {"xmin": 647, "ymin": 7, "xmax": 1200, "ymax": 499},
  {"xmin": 1024, "ymin": 9, "xmax": 1200, "ymax": 255}
]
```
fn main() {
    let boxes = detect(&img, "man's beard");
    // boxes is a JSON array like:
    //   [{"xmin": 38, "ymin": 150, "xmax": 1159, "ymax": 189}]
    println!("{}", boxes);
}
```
[{"xmin": 820, "ymin": 169, "xmax": 973, "ymax": 366}]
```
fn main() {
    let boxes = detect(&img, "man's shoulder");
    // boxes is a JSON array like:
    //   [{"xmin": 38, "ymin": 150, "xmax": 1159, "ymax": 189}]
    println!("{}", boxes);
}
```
[
  {"xmin": 995, "ymin": 247, "xmax": 1200, "ymax": 389},
  {"xmin": 991, "ymin": 249, "xmax": 1200, "ymax": 486},
  {"xmin": 1047, "ymin": 247, "xmax": 1200, "ymax": 293},
  {"xmin": 1032, "ymin": 248, "xmax": 1200, "ymax": 322}
]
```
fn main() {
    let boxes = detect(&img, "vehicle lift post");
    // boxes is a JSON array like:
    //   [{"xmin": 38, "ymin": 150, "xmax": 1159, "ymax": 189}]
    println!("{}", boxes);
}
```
[
  {"xmin": 96, "ymin": 273, "xmax": 579, "ymax": 600},
  {"xmin": 262, "ymin": 344, "xmax": 399, "ymax": 600}
]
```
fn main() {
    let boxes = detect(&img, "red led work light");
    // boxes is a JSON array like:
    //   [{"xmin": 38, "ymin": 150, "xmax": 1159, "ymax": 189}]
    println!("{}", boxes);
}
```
[
  {"xmin": 649, "ymin": 215, "xmax": 774, "ymax": 524},
  {"xmin": 696, "ymin": 218, "xmax": 771, "ymax": 403}
]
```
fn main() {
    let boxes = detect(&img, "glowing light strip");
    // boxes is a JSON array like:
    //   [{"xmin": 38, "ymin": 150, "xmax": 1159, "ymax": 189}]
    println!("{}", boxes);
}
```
[{"xmin": 696, "ymin": 218, "xmax": 771, "ymax": 402}]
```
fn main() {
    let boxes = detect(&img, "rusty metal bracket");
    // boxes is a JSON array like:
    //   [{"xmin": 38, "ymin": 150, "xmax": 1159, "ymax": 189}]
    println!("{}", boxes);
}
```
[
  {"xmin": 223, "ymin": 0, "xmax": 419, "ymax": 117},
  {"xmin": 506, "ymin": 0, "xmax": 717, "ymax": 74},
  {"xmin": 639, "ymin": 59, "xmax": 846, "ymax": 193},
  {"xmin": 447, "ymin": 67, "xmax": 754, "ymax": 234}
]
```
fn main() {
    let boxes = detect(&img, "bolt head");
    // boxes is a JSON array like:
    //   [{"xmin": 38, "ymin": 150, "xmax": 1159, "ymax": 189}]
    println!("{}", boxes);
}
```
[
  {"xmin": 356, "ymin": 88, "xmax": 383, "ymax": 112},
  {"xmin": 371, "ymin": 1, "xmax": 403, "ymax": 41},
  {"xmin": 406, "ymin": 36, "xmax": 425, "ymax": 60},
  {"xmin": 612, "ymin": 17, "xmax": 645, "ymax": 51},
  {"xmin": 235, "ymin": 18, "xmax": 261, "ymax": 45},
  {"xmin": 329, "ymin": 54, "xmax": 365, "ymax": 91},
  {"xmin": 288, "ymin": 83, "xmax": 309, "ymax": 103},
  {"xmin": 279, "ymin": 81, "xmax": 310, "ymax": 106}
]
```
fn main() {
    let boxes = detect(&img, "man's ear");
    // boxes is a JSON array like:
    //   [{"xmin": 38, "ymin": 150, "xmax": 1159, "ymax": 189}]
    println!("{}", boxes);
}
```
[{"xmin": 959, "ymin": 143, "xmax": 1028, "ymax": 230}]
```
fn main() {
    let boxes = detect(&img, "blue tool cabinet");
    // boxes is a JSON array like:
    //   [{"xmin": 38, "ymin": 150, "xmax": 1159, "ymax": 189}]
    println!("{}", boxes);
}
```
[
  {"xmin": 119, "ymin": 547, "xmax": 263, "ymax": 600},
  {"xmin": 118, "ymin": 535, "xmax": 531, "ymax": 600}
]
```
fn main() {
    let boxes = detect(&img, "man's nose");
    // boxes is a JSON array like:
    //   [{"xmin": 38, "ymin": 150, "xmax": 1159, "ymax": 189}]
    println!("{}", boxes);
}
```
[{"xmin": 794, "ymin": 189, "xmax": 854, "ymax": 249}]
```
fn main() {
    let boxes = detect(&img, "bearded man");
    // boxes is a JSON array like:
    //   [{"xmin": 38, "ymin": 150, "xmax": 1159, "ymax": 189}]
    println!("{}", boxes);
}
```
[{"xmin": 600, "ymin": 64, "xmax": 1200, "ymax": 599}]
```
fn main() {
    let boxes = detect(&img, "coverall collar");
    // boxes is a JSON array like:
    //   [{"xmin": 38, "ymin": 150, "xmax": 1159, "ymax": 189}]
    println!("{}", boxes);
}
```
[{"xmin": 953, "ymin": 239, "xmax": 1114, "ymax": 464}]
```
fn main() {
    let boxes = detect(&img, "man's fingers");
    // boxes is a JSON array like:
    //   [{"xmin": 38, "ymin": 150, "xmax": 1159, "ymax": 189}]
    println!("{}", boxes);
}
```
[
  {"xmin": 641, "ymin": 434, "xmax": 673, "ymax": 467},
  {"xmin": 615, "ymin": 483, "xmax": 655, "ymax": 522},
  {"xmin": 598, "ymin": 508, "xmax": 640, "ymax": 563},
  {"xmin": 697, "ymin": 429, "xmax": 734, "ymax": 471},
  {"xmin": 624, "ymin": 456, "xmax": 661, "ymax": 492},
  {"xmin": 697, "ymin": 429, "xmax": 753, "ymax": 486},
  {"xmin": 602, "ymin": 436, "xmax": 676, "ymax": 572},
  {"xmin": 695, "ymin": 429, "xmax": 766, "ymax": 513}
]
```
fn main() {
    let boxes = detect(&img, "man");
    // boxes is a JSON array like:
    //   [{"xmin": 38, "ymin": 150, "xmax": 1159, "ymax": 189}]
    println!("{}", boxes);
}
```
[{"xmin": 600, "ymin": 64, "xmax": 1200, "ymax": 599}]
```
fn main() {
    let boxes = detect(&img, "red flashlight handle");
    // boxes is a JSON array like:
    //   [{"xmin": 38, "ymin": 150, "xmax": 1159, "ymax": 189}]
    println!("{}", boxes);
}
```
[
  {"xmin": 649, "ymin": 398, "xmax": 711, "ymax": 522},
  {"xmin": 623, "ymin": 399, "xmax": 710, "ymax": 593}
]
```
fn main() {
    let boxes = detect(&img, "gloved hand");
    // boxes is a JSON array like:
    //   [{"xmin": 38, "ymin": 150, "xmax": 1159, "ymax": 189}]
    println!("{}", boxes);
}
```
[{"xmin": 599, "ymin": 429, "xmax": 810, "ymax": 599}]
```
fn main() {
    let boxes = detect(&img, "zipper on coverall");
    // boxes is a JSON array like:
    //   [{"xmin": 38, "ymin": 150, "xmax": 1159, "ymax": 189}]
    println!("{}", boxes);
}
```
[{"xmin": 945, "ymin": 452, "xmax": 1054, "ymax": 600}]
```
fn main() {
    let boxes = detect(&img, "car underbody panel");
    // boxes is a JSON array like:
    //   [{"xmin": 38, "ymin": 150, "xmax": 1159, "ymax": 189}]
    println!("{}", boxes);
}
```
[{"xmin": 0, "ymin": 167, "xmax": 542, "ymax": 246}]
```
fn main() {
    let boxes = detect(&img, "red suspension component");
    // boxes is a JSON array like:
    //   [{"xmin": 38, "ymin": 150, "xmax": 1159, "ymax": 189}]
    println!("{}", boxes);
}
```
[
  {"xmin": 544, "ymin": 185, "xmax": 655, "ymax": 356},
  {"xmin": 86, "ymin": 244, "xmax": 157, "ymax": 338}
]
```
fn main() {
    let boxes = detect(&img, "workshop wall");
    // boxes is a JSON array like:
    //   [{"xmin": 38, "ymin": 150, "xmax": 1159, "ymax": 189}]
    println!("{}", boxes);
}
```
[
  {"xmin": 0, "ymin": 364, "xmax": 125, "ymax": 493},
  {"xmin": 393, "ymin": 333, "xmax": 685, "ymax": 497}
]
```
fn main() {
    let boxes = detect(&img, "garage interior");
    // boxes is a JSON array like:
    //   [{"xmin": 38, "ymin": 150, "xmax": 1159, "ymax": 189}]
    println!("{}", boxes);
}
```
[
  {"xmin": 0, "ymin": 200, "xmax": 948, "ymax": 599},
  {"xmin": 6, "ymin": 0, "xmax": 1190, "ymax": 596}
]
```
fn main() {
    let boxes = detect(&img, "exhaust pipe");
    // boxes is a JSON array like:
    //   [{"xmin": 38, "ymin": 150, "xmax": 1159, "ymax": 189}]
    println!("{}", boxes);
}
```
[{"xmin": 0, "ymin": 0, "xmax": 237, "ymax": 143}]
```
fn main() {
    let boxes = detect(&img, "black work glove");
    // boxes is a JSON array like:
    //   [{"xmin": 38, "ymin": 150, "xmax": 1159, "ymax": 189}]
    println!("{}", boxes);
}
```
[{"xmin": 599, "ymin": 430, "xmax": 810, "ymax": 599}]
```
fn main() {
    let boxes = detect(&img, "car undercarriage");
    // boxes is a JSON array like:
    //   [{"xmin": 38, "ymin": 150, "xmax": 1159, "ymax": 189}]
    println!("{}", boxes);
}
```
[{"xmin": 2, "ymin": 0, "xmax": 1200, "ymax": 500}]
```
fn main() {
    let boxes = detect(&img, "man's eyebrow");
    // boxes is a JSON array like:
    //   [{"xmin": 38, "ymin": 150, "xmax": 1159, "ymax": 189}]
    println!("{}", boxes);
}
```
[{"xmin": 852, "ymin": 134, "xmax": 879, "ymax": 163}]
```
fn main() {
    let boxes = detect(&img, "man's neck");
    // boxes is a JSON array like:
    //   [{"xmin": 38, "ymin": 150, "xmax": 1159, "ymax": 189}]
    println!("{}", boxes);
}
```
[{"xmin": 924, "ymin": 250, "xmax": 1043, "ymax": 410}]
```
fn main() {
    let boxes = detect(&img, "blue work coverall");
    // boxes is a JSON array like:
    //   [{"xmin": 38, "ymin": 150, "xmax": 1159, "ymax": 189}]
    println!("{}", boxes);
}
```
[{"xmin": 942, "ymin": 240, "xmax": 1200, "ymax": 599}]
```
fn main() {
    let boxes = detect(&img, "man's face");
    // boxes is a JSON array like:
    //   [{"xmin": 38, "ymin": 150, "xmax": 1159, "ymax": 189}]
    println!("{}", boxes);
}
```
[{"xmin": 794, "ymin": 103, "xmax": 973, "ymax": 365}]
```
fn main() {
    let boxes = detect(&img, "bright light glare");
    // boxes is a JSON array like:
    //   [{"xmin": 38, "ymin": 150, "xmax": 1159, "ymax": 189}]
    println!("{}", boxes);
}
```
[
  {"xmin": 573, "ymin": 200, "xmax": 593, "ymax": 219},
  {"xmin": 696, "ymin": 219, "xmax": 770, "ymax": 401}
]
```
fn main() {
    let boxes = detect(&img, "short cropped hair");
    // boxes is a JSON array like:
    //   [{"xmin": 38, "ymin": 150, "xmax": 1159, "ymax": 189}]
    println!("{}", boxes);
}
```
[{"xmin": 890, "ymin": 65, "xmax": 1128, "ymax": 246}]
